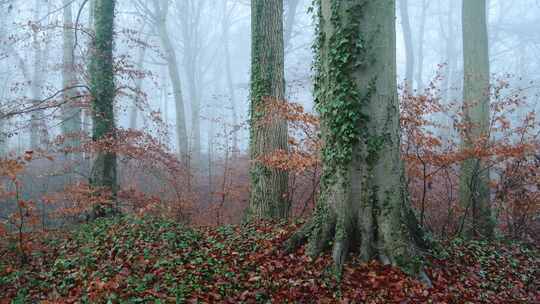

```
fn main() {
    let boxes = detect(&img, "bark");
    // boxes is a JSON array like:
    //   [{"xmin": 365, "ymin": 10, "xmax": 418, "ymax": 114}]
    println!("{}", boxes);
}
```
[
  {"xmin": 89, "ymin": 0, "xmax": 117, "ymax": 215},
  {"xmin": 248, "ymin": 0, "xmax": 289, "ymax": 220},
  {"xmin": 399, "ymin": 0, "xmax": 414, "ymax": 91},
  {"xmin": 460, "ymin": 0, "xmax": 494, "ymax": 238},
  {"xmin": 286, "ymin": 0, "xmax": 427, "ymax": 277},
  {"xmin": 153, "ymin": 0, "xmax": 189, "ymax": 161},
  {"xmin": 61, "ymin": 0, "xmax": 82, "ymax": 155}
]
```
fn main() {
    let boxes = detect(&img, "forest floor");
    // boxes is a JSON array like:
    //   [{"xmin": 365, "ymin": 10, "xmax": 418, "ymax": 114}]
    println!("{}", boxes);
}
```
[{"xmin": 1, "ymin": 216, "xmax": 539, "ymax": 303}]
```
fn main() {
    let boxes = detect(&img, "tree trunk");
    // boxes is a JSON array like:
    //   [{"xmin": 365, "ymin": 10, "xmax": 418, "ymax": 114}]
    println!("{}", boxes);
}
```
[
  {"xmin": 30, "ymin": 0, "xmax": 47, "ymax": 150},
  {"xmin": 460, "ymin": 0, "xmax": 494, "ymax": 238},
  {"xmin": 153, "ymin": 0, "xmax": 189, "ymax": 161},
  {"xmin": 129, "ymin": 44, "xmax": 146, "ymax": 130},
  {"xmin": 286, "ymin": 0, "xmax": 426, "ymax": 276},
  {"xmin": 89, "ymin": 0, "xmax": 117, "ymax": 216},
  {"xmin": 415, "ymin": 0, "xmax": 427, "ymax": 91},
  {"xmin": 284, "ymin": 0, "xmax": 300, "ymax": 52},
  {"xmin": 185, "ymin": 56, "xmax": 201, "ymax": 169},
  {"xmin": 82, "ymin": 0, "xmax": 96, "ymax": 138},
  {"xmin": 399, "ymin": 0, "xmax": 414, "ymax": 91},
  {"xmin": 248, "ymin": 0, "xmax": 289, "ymax": 220},
  {"xmin": 221, "ymin": 3, "xmax": 239, "ymax": 157},
  {"xmin": 61, "ymin": 0, "xmax": 82, "ymax": 155}
]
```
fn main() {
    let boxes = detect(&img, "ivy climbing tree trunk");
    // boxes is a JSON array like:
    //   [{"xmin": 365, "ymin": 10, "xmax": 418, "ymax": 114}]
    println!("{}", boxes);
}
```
[
  {"xmin": 61, "ymin": 0, "xmax": 82, "ymax": 157},
  {"xmin": 286, "ymin": 0, "xmax": 427, "ymax": 276},
  {"xmin": 89, "ymin": 0, "xmax": 117, "ymax": 216},
  {"xmin": 459, "ymin": 0, "xmax": 494, "ymax": 238},
  {"xmin": 248, "ymin": 0, "xmax": 289, "ymax": 220}
]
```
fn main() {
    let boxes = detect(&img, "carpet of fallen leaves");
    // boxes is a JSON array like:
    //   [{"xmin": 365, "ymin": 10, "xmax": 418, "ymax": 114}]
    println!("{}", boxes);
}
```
[{"xmin": 1, "ymin": 217, "xmax": 538, "ymax": 303}]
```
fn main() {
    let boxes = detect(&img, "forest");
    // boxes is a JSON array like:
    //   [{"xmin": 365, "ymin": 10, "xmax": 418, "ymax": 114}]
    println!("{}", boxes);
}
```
[{"xmin": 0, "ymin": 0, "xmax": 539, "ymax": 303}]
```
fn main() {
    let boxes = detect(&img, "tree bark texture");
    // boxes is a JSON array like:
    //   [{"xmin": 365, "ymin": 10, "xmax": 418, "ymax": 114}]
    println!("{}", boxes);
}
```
[
  {"xmin": 286, "ymin": 0, "xmax": 426, "ymax": 276},
  {"xmin": 89, "ymin": 0, "xmax": 117, "ymax": 204},
  {"xmin": 460, "ymin": 0, "xmax": 494, "ymax": 238},
  {"xmin": 248, "ymin": 0, "xmax": 289, "ymax": 220}
]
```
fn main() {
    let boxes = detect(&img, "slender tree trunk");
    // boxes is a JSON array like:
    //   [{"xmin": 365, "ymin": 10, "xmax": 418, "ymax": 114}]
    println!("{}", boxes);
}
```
[
  {"xmin": 185, "ymin": 57, "xmax": 201, "ymax": 169},
  {"xmin": 439, "ymin": 0, "xmax": 458, "ymax": 144},
  {"xmin": 399, "ymin": 0, "xmax": 414, "ymax": 91},
  {"xmin": 248, "ymin": 0, "xmax": 289, "ymax": 220},
  {"xmin": 89, "ymin": 0, "xmax": 117, "ymax": 216},
  {"xmin": 0, "ymin": 4, "xmax": 7, "ymax": 156},
  {"xmin": 284, "ymin": 0, "xmax": 300, "ymax": 52},
  {"xmin": 153, "ymin": 0, "xmax": 188, "ymax": 161},
  {"xmin": 30, "ymin": 0, "xmax": 45, "ymax": 150},
  {"xmin": 460, "ymin": 0, "xmax": 494, "ymax": 237},
  {"xmin": 221, "ymin": 4, "xmax": 239, "ymax": 157},
  {"xmin": 61, "ymin": 0, "xmax": 82, "ymax": 155},
  {"xmin": 415, "ymin": 0, "xmax": 427, "ymax": 91},
  {"xmin": 129, "ymin": 45, "xmax": 146, "ymax": 130},
  {"xmin": 81, "ymin": 0, "xmax": 96, "ymax": 139},
  {"xmin": 286, "ymin": 0, "xmax": 427, "ymax": 277}
]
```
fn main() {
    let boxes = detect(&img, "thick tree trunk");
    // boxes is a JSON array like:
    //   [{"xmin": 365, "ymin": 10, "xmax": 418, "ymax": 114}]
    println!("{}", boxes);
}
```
[
  {"xmin": 89, "ymin": 0, "xmax": 117, "ymax": 216},
  {"xmin": 286, "ymin": 0, "xmax": 426, "ymax": 277},
  {"xmin": 460, "ymin": 0, "xmax": 494, "ymax": 237},
  {"xmin": 399, "ymin": 0, "xmax": 414, "ymax": 91},
  {"xmin": 248, "ymin": 0, "xmax": 289, "ymax": 220},
  {"xmin": 61, "ymin": 0, "xmax": 82, "ymax": 155},
  {"xmin": 153, "ymin": 0, "xmax": 189, "ymax": 161}
]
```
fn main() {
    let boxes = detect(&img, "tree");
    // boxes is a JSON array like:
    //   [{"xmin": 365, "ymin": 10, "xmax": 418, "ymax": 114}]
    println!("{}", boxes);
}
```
[
  {"xmin": 248, "ymin": 0, "xmax": 289, "ymax": 219},
  {"xmin": 29, "ymin": 0, "xmax": 50, "ymax": 150},
  {"xmin": 284, "ymin": 0, "xmax": 300, "ymax": 52},
  {"xmin": 415, "ymin": 0, "xmax": 428, "ymax": 91},
  {"xmin": 460, "ymin": 0, "xmax": 494, "ymax": 237},
  {"xmin": 89, "ymin": 0, "xmax": 117, "ymax": 215},
  {"xmin": 61, "ymin": 0, "xmax": 82, "ymax": 155},
  {"xmin": 153, "ymin": 0, "xmax": 189, "ymax": 161},
  {"xmin": 286, "ymin": 0, "xmax": 425, "ymax": 275},
  {"xmin": 399, "ymin": 0, "xmax": 414, "ymax": 91},
  {"xmin": 134, "ymin": 0, "xmax": 189, "ymax": 161},
  {"xmin": 175, "ymin": 0, "xmax": 208, "ymax": 170},
  {"xmin": 221, "ymin": 0, "xmax": 239, "ymax": 157}
]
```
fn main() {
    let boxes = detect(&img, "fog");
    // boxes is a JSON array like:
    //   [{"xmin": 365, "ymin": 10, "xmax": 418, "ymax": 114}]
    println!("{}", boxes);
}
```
[{"xmin": 0, "ymin": 1, "xmax": 538, "ymax": 156}]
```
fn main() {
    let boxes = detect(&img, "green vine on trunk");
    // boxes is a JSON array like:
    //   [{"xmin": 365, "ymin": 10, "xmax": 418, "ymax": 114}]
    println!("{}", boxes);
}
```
[{"xmin": 313, "ymin": 0, "xmax": 370, "ymax": 198}]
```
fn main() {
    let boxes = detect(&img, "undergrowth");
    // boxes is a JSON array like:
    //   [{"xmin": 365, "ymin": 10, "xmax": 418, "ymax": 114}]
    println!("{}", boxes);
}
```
[{"xmin": 1, "ymin": 216, "xmax": 538, "ymax": 303}]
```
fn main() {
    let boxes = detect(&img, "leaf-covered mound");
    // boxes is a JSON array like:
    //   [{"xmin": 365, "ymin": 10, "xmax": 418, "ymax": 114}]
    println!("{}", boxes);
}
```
[{"xmin": 1, "ymin": 217, "xmax": 538, "ymax": 303}]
